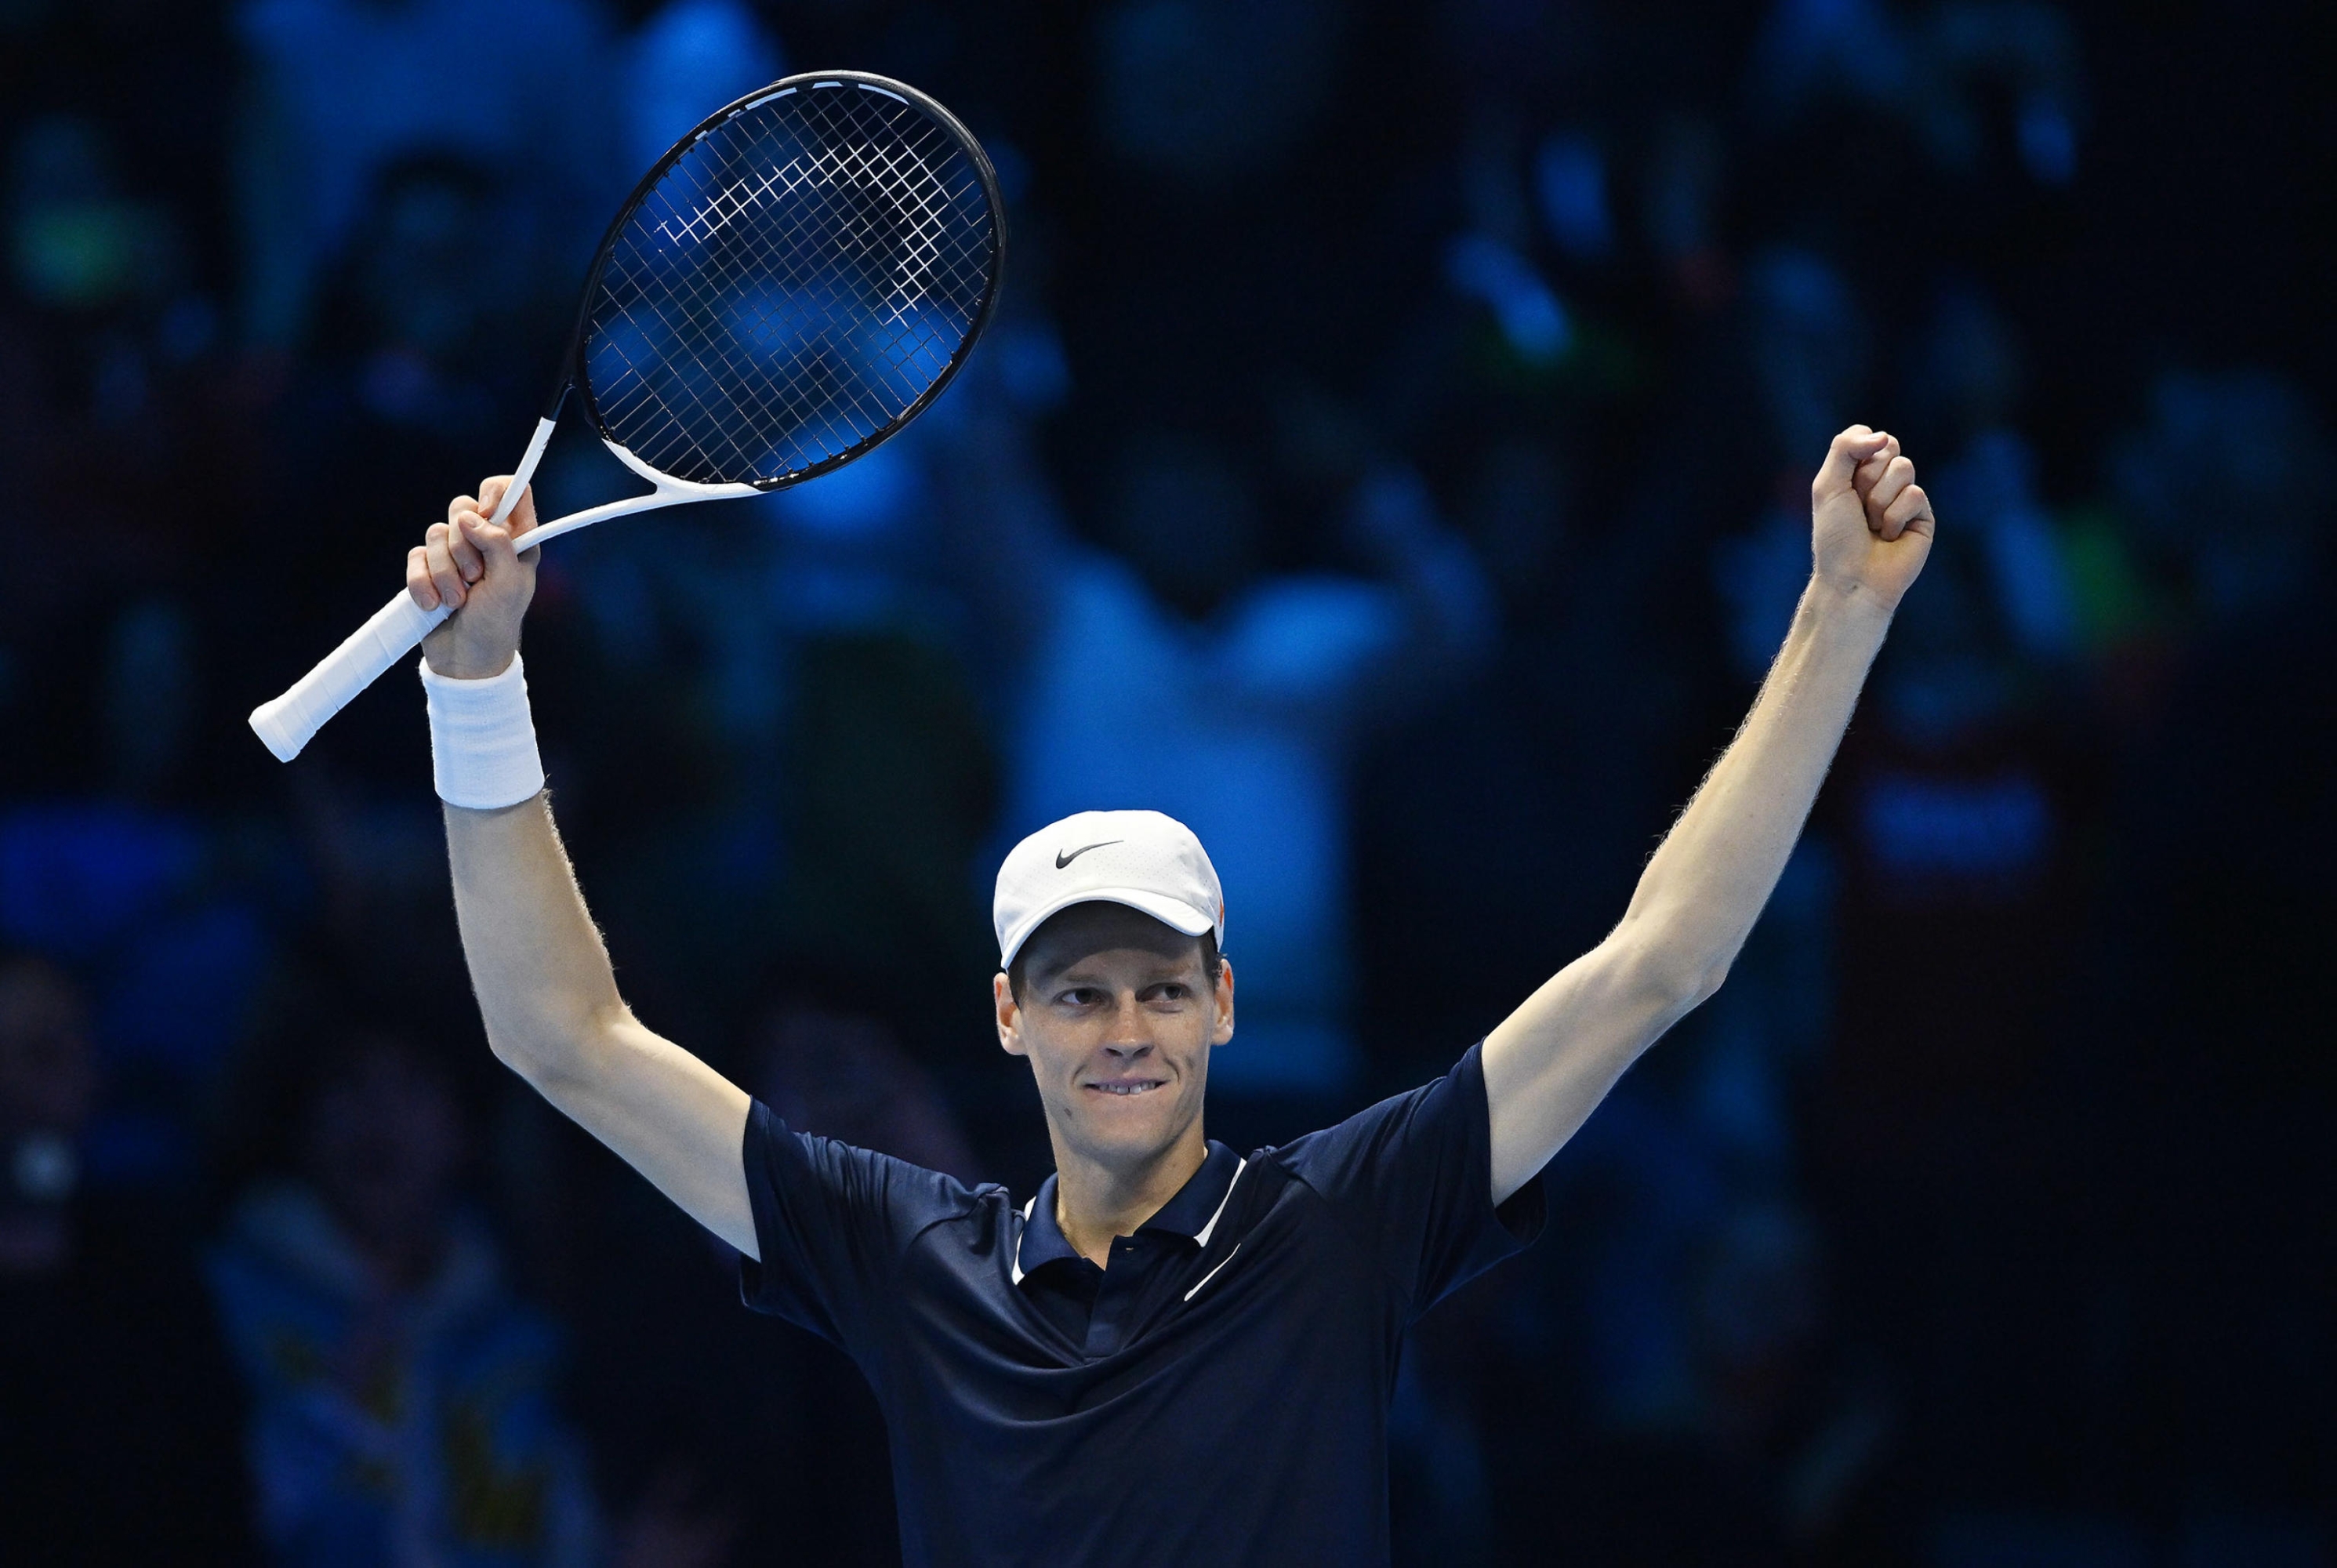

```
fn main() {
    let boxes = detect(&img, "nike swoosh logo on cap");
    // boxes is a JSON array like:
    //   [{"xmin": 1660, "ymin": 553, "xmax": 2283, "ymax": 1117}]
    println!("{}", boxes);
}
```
[{"xmin": 1054, "ymin": 840, "xmax": 1122, "ymax": 869}]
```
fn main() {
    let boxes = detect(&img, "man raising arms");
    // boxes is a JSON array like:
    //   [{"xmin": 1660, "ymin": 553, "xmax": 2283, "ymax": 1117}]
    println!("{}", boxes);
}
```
[{"xmin": 402, "ymin": 426, "xmax": 1931, "ymax": 1565}]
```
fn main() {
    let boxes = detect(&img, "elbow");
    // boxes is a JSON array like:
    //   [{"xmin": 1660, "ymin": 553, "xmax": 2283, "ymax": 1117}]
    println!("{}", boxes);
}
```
[
  {"xmin": 485, "ymin": 1029, "xmax": 562, "ymax": 1092},
  {"xmin": 1680, "ymin": 957, "xmax": 1732, "ymax": 1010},
  {"xmin": 1616, "ymin": 930, "xmax": 1732, "ymax": 1018},
  {"xmin": 483, "ymin": 1000, "xmax": 625, "ymax": 1093},
  {"xmin": 1653, "ymin": 957, "xmax": 1730, "ymax": 1016}
]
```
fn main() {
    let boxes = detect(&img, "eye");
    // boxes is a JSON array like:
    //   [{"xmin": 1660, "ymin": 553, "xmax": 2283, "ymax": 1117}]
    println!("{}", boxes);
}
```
[{"xmin": 1055, "ymin": 985, "xmax": 1102, "ymax": 1007}]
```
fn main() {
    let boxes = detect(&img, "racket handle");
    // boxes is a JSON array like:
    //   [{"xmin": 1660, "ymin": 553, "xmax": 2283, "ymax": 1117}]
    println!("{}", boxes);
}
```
[{"xmin": 249, "ymin": 591, "xmax": 451, "ymax": 762}]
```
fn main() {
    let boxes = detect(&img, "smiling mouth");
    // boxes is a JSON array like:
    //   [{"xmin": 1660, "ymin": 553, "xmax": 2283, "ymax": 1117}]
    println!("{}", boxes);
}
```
[{"xmin": 1087, "ymin": 1080, "xmax": 1166, "ymax": 1097}]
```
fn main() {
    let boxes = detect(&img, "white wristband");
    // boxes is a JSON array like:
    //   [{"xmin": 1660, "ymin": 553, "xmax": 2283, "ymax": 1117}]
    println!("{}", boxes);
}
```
[{"xmin": 419, "ymin": 652, "xmax": 546, "ymax": 810}]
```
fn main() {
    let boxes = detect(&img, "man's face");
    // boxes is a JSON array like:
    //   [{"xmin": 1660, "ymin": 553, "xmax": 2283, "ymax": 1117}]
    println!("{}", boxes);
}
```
[{"xmin": 995, "ymin": 905, "xmax": 1233, "ymax": 1174}]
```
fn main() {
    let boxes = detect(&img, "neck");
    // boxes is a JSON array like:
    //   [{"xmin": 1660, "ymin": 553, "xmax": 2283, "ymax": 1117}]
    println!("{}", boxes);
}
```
[{"xmin": 1050, "ymin": 1121, "xmax": 1209, "ymax": 1269}]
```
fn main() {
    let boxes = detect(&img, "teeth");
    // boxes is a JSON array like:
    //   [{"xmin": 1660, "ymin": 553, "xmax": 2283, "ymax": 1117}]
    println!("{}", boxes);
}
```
[{"xmin": 1094, "ymin": 1082, "xmax": 1159, "ymax": 1095}]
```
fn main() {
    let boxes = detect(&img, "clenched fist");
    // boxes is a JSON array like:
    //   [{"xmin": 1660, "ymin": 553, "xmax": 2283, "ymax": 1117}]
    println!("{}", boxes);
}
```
[
  {"xmin": 409, "ymin": 477, "xmax": 539, "ymax": 679},
  {"xmin": 1811, "ymin": 425, "xmax": 1936, "ymax": 614}
]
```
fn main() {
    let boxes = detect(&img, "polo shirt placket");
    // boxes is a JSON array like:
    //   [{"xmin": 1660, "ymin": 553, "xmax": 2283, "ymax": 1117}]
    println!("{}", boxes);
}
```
[{"xmin": 1011, "ymin": 1141, "xmax": 1248, "ymax": 1357}]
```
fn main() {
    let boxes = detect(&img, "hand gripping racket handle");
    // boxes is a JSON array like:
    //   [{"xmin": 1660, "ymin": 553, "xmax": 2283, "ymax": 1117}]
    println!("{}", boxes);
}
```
[
  {"xmin": 248, "ymin": 420, "xmax": 761, "ymax": 761},
  {"xmin": 248, "ymin": 418, "xmax": 559, "ymax": 762}
]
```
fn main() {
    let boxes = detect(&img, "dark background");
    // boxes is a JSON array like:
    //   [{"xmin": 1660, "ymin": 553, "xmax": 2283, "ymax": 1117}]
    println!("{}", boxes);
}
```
[{"xmin": 2, "ymin": 0, "xmax": 2331, "ymax": 1564}]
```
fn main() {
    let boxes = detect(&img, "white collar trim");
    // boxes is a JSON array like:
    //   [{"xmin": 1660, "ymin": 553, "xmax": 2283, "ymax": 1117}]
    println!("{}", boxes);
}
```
[
  {"xmin": 1011, "ymin": 1155, "xmax": 1248, "ymax": 1287},
  {"xmin": 1011, "ymin": 1193, "xmax": 1036, "ymax": 1286},
  {"xmin": 1192, "ymin": 1157, "xmax": 1248, "ymax": 1249}
]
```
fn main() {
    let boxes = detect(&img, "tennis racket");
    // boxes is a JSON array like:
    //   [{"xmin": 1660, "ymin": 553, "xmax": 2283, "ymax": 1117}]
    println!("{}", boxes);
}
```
[{"xmin": 249, "ymin": 71, "xmax": 1005, "ymax": 761}]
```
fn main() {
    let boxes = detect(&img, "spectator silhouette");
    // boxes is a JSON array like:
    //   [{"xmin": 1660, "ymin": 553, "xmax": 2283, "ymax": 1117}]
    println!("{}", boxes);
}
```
[
  {"xmin": 233, "ymin": 0, "xmax": 619, "ymax": 350},
  {"xmin": 208, "ymin": 1025, "xmax": 593, "ymax": 1568},
  {"xmin": 1, "ymin": 955, "xmax": 259, "ymax": 1564}
]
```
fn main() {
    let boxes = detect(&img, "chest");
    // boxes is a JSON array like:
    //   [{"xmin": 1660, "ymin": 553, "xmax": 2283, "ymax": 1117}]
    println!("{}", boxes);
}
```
[{"xmin": 880, "ymin": 1183, "xmax": 1395, "ymax": 1427}]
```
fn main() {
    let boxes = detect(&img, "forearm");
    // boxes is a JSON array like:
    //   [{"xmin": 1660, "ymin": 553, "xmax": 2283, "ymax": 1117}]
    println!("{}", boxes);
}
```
[
  {"xmin": 1484, "ymin": 578, "xmax": 1890, "ymax": 1200},
  {"xmin": 446, "ymin": 791, "xmax": 756, "ymax": 1250},
  {"xmin": 1615, "ymin": 575, "xmax": 1890, "ymax": 989},
  {"xmin": 445, "ymin": 793, "xmax": 628, "ymax": 1083},
  {"xmin": 1484, "ymin": 426, "xmax": 1931, "ymax": 1200}
]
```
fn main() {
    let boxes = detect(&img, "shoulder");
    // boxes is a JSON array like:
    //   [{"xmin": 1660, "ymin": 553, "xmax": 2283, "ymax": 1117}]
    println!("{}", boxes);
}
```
[
  {"xmin": 1257, "ymin": 1043, "xmax": 1510, "ymax": 1239},
  {"xmin": 1276, "ymin": 1045, "xmax": 1491, "ymax": 1172},
  {"xmin": 745, "ymin": 1099, "xmax": 1003, "ymax": 1240},
  {"xmin": 1254, "ymin": 1044, "xmax": 1544, "ymax": 1309}
]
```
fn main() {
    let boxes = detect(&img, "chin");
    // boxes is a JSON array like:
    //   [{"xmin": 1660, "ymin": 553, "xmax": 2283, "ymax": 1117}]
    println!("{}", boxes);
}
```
[{"xmin": 1069, "ymin": 1088, "xmax": 1192, "ymax": 1154}]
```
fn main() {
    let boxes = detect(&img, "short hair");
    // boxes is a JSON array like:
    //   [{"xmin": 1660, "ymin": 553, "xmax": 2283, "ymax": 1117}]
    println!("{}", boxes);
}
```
[{"xmin": 1006, "ymin": 909, "xmax": 1222, "ymax": 1004}]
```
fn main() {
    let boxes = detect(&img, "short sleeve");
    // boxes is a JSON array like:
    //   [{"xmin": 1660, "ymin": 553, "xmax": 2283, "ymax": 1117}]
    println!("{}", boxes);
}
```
[
  {"xmin": 1275, "ymin": 1041, "xmax": 1544, "ymax": 1317},
  {"xmin": 737, "ymin": 1100, "xmax": 978, "ymax": 1348}
]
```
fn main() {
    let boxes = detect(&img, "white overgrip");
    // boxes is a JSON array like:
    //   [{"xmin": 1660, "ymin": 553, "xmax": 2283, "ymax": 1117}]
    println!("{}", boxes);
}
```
[{"xmin": 248, "ymin": 591, "xmax": 451, "ymax": 761}]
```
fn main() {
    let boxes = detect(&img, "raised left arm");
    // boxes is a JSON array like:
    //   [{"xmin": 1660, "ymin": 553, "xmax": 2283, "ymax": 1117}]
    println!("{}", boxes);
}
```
[{"xmin": 1482, "ymin": 426, "xmax": 1936, "ymax": 1203}]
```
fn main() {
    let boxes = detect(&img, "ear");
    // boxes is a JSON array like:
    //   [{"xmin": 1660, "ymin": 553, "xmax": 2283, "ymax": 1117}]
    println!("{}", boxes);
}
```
[
  {"xmin": 993, "ymin": 972, "xmax": 1029, "ymax": 1058},
  {"xmin": 1210, "ymin": 957, "xmax": 1236, "ymax": 1047}
]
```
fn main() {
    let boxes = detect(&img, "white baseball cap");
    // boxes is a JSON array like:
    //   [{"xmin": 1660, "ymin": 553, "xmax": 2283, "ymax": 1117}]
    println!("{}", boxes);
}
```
[{"xmin": 993, "ymin": 809, "xmax": 1225, "ymax": 969}]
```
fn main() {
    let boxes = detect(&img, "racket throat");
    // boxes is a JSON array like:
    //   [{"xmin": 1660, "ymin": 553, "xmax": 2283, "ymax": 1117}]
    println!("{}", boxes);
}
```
[
  {"xmin": 513, "ymin": 439, "xmax": 763, "ymax": 554},
  {"xmin": 488, "ymin": 415, "xmax": 564, "ymax": 526}
]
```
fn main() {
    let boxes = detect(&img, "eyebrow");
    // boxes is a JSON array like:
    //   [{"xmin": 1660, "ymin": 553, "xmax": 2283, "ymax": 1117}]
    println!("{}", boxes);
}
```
[{"xmin": 1040, "ymin": 956, "xmax": 1201, "ymax": 990}]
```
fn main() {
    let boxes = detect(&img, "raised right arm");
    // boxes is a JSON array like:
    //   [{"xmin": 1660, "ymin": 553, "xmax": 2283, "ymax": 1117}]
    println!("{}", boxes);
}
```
[{"xmin": 412, "ymin": 479, "xmax": 757, "ymax": 1257}]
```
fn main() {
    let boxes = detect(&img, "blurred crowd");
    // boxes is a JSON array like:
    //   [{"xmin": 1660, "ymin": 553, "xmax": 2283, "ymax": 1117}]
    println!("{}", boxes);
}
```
[{"xmin": 1, "ymin": 0, "xmax": 2329, "ymax": 1564}]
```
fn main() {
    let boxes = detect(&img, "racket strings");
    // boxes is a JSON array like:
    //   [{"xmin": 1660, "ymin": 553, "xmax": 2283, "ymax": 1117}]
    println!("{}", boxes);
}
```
[
  {"xmin": 586, "ymin": 84, "xmax": 996, "ymax": 488},
  {"xmin": 611, "ymin": 118, "xmax": 956, "ymax": 461}
]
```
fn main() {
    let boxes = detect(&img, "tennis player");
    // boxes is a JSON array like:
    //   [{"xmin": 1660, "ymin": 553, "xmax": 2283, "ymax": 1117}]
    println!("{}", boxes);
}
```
[{"xmin": 403, "ymin": 426, "xmax": 1932, "ymax": 1564}]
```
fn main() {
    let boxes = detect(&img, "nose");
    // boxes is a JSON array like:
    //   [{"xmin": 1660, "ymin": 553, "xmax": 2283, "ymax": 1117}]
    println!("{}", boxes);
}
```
[{"xmin": 1102, "ymin": 994, "xmax": 1153, "ymax": 1058}]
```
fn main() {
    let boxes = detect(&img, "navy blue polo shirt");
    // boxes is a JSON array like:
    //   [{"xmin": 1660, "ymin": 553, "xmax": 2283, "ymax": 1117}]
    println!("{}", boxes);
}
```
[
  {"xmin": 1011, "ymin": 1138, "xmax": 1248, "ymax": 1355},
  {"xmin": 738, "ymin": 1041, "xmax": 1544, "ymax": 1567}
]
